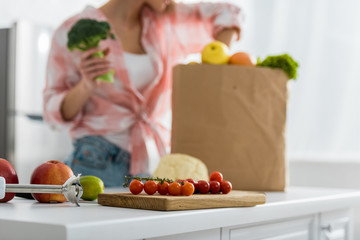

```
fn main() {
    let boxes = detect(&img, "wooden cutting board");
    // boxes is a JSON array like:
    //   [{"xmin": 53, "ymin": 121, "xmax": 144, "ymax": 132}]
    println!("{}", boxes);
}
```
[{"xmin": 98, "ymin": 190, "xmax": 266, "ymax": 211}]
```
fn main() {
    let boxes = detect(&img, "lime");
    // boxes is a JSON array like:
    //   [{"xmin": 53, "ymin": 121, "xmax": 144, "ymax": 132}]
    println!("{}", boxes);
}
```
[{"xmin": 80, "ymin": 175, "xmax": 105, "ymax": 201}]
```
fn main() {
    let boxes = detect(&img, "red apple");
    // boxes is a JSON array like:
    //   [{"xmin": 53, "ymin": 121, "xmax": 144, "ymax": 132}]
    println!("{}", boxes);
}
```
[
  {"xmin": 30, "ymin": 160, "xmax": 74, "ymax": 203},
  {"xmin": 0, "ymin": 158, "xmax": 19, "ymax": 203}
]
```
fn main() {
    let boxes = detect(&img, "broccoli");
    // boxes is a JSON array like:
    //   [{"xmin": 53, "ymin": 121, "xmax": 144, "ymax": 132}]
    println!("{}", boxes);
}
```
[
  {"xmin": 67, "ymin": 18, "xmax": 115, "ymax": 83},
  {"xmin": 256, "ymin": 54, "xmax": 299, "ymax": 80}
]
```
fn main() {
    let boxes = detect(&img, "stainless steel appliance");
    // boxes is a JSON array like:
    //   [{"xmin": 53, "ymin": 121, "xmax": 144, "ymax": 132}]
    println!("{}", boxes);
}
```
[{"xmin": 0, "ymin": 20, "xmax": 72, "ymax": 183}]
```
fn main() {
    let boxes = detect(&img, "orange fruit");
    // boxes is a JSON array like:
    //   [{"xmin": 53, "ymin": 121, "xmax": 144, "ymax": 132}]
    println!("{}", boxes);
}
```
[{"xmin": 229, "ymin": 52, "xmax": 254, "ymax": 66}]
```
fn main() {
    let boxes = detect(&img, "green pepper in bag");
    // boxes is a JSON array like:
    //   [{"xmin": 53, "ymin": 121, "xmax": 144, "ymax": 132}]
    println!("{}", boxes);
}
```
[{"xmin": 257, "ymin": 53, "xmax": 299, "ymax": 80}]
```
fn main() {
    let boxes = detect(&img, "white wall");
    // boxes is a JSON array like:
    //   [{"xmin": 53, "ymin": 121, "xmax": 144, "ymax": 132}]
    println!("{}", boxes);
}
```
[{"xmin": 0, "ymin": 0, "xmax": 107, "ymax": 29}]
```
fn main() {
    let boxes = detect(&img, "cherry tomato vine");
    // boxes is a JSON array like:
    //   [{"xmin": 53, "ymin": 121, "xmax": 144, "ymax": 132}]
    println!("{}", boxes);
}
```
[{"xmin": 123, "ymin": 171, "xmax": 232, "ymax": 196}]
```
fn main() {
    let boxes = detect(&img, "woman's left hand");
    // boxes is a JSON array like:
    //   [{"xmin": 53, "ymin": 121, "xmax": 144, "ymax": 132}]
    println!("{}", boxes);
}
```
[{"xmin": 215, "ymin": 28, "xmax": 239, "ymax": 47}]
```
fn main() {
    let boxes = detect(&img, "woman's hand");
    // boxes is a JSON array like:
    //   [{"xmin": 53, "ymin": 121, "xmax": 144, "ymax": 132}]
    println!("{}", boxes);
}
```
[
  {"xmin": 60, "ymin": 48, "xmax": 111, "ymax": 121},
  {"xmin": 215, "ymin": 28, "xmax": 239, "ymax": 47},
  {"xmin": 78, "ymin": 47, "xmax": 111, "ymax": 91}
]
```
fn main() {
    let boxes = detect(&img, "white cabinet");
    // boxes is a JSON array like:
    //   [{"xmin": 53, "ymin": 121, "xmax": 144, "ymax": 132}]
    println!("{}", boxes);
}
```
[
  {"xmin": 222, "ymin": 216, "xmax": 316, "ymax": 240},
  {"xmin": 151, "ymin": 209, "xmax": 353, "ymax": 240},
  {"xmin": 221, "ymin": 210, "xmax": 352, "ymax": 240},
  {"xmin": 146, "ymin": 228, "xmax": 220, "ymax": 240},
  {"xmin": 319, "ymin": 209, "xmax": 352, "ymax": 240}
]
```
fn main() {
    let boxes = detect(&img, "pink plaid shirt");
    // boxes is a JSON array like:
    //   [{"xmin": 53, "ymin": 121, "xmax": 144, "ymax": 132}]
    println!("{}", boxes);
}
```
[{"xmin": 43, "ymin": 3, "xmax": 243, "ymax": 175}]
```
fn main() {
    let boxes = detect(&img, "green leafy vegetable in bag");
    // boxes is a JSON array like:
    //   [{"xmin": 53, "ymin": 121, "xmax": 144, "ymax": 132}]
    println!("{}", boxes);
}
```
[
  {"xmin": 67, "ymin": 18, "xmax": 115, "ymax": 83},
  {"xmin": 256, "ymin": 54, "xmax": 299, "ymax": 80}
]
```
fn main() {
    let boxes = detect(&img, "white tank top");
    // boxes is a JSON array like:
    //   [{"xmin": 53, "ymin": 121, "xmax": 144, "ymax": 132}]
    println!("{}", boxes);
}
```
[
  {"xmin": 123, "ymin": 52, "xmax": 156, "ymax": 90},
  {"xmin": 103, "ymin": 52, "xmax": 156, "ymax": 151}
]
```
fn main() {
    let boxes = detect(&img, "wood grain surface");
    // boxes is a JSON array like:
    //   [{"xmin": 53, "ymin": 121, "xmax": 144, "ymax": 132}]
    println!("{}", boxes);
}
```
[{"xmin": 98, "ymin": 190, "xmax": 266, "ymax": 211}]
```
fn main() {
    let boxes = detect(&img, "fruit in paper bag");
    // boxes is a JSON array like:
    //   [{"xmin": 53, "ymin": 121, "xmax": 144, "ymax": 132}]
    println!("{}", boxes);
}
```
[
  {"xmin": 0, "ymin": 158, "xmax": 19, "ymax": 203},
  {"xmin": 229, "ymin": 52, "xmax": 255, "ymax": 66},
  {"xmin": 201, "ymin": 41, "xmax": 230, "ymax": 64},
  {"xmin": 30, "ymin": 160, "xmax": 74, "ymax": 203},
  {"xmin": 80, "ymin": 175, "xmax": 105, "ymax": 201}
]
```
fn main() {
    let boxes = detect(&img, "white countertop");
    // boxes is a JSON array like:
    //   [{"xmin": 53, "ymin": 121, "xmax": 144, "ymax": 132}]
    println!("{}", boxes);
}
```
[{"xmin": 1, "ymin": 187, "xmax": 360, "ymax": 240}]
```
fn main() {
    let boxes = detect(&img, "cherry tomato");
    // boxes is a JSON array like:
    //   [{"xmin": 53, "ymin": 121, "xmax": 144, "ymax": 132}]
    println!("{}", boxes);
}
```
[
  {"xmin": 168, "ymin": 182, "xmax": 182, "ymax": 196},
  {"xmin": 129, "ymin": 180, "xmax": 144, "ymax": 195},
  {"xmin": 197, "ymin": 180, "xmax": 210, "ymax": 194},
  {"xmin": 220, "ymin": 180, "xmax": 232, "ymax": 194},
  {"xmin": 186, "ymin": 178, "xmax": 199, "ymax": 193},
  {"xmin": 209, "ymin": 181, "xmax": 221, "ymax": 194},
  {"xmin": 181, "ymin": 182, "xmax": 195, "ymax": 196},
  {"xmin": 157, "ymin": 181, "xmax": 169, "ymax": 195},
  {"xmin": 209, "ymin": 171, "xmax": 223, "ymax": 182},
  {"xmin": 144, "ymin": 180, "xmax": 158, "ymax": 195},
  {"xmin": 176, "ymin": 179, "xmax": 185, "ymax": 185}
]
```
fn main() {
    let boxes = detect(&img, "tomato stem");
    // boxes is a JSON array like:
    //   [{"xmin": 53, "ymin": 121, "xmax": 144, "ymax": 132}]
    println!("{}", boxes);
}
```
[{"xmin": 122, "ymin": 176, "xmax": 176, "ymax": 187}]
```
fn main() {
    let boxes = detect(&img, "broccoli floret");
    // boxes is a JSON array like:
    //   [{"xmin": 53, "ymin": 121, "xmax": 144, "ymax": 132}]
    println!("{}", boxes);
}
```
[
  {"xmin": 67, "ymin": 18, "xmax": 115, "ymax": 83},
  {"xmin": 256, "ymin": 54, "xmax": 299, "ymax": 80},
  {"xmin": 67, "ymin": 19, "xmax": 114, "ymax": 51}
]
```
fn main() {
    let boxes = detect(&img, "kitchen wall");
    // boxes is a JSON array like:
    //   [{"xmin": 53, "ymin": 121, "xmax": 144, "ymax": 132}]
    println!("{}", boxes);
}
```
[{"xmin": 0, "ymin": 0, "xmax": 107, "ymax": 29}]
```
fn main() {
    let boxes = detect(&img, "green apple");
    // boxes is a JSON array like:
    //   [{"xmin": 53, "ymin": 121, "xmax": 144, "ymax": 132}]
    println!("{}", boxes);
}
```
[{"xmin": 80, "ymin": 175, "xmax": 105, "ymax": 201}]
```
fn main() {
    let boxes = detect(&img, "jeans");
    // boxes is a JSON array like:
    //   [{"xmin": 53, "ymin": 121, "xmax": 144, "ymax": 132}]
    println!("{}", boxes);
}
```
[{"xmin": 64, "ymin": 136, "xmax": 131, "ymax": 187}]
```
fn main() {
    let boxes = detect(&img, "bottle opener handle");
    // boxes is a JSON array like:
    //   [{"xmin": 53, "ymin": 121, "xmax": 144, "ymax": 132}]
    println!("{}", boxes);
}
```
[
  {"xmin": 0, "ymin": 175, "xmax": 83, "ymax": 206},
  {"xmin": 0, "ymin": 177, "xmax": 5, "ymax": 199}
]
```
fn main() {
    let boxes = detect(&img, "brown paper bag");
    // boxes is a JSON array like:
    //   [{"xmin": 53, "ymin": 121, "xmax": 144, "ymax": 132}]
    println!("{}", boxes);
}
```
[{"xmin": 171, "ymin": 64, "xmax": 288, "ymax": 191}]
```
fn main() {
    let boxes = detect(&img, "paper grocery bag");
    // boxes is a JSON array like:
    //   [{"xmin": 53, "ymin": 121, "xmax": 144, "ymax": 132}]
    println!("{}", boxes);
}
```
[{"xmin": 171, "ymin": 64, "xmax": 288, "ymax": 191}]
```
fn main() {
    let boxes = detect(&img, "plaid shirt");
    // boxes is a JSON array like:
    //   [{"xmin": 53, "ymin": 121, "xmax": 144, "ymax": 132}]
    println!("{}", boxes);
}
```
[{"xmin": 43, "ymin": 3, "xmax": 243, "ymax": 175}]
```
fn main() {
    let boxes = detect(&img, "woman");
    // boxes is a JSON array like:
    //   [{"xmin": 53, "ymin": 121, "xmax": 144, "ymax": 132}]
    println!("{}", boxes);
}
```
[{"xmin": 43, "ymin": 0, "xmax": 243, "ymax": 186}]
